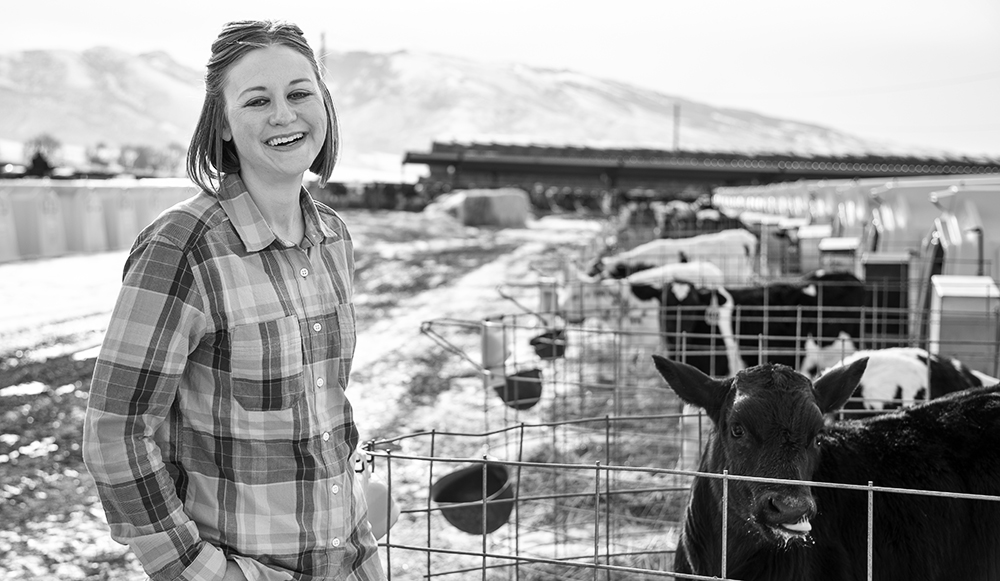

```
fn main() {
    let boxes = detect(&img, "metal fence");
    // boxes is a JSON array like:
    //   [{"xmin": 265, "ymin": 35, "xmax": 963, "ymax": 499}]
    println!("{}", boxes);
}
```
[{"xmin": 358, "ymin": 270, "xmax": 1000, "ymax": 579}]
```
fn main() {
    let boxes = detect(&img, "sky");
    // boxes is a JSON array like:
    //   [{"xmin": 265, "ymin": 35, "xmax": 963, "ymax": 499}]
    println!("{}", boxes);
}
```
[{"xmin": 4, "ymin": 0, "xmax": 1000, "ymax": 157}]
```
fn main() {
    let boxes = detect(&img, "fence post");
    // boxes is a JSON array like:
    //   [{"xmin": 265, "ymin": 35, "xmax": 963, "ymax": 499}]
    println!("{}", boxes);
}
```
[
  {"xmin": 594, "ymin": 461, "xmax": 601, "ymax": 581},
  {"xmin": 867, "ymin": 480, "xmax": 874, "ymax": 581},
  {"xmin": 722, "ymin": 469, "xmax": 729, "ymax": 579}
]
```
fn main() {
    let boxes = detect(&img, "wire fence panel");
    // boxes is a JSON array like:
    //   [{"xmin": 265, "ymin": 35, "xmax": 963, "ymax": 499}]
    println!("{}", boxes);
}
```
[{"xmin": 366, "ymin": 212, "xmax": 1000, "ymax": 579}]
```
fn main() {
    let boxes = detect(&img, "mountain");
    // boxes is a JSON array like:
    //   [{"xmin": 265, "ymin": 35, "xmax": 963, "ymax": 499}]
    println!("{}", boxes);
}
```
[
  {"xmin": 0, "ymin": 47, "xmax": 959, "ymax": 181},
  {"xmin": 0, "ymin": 47, "xmax": 203, "ymax": 150}
]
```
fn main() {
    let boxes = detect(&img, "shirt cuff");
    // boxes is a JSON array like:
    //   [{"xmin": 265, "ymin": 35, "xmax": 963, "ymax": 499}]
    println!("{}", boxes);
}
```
[{"xmin": 180, "ymin": 542, "xmax": 228, "ymax": 581}]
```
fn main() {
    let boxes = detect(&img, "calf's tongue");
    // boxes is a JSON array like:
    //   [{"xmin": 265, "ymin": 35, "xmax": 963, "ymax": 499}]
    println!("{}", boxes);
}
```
[{"xmin": 780, "ymin": 518, "xmax": 812, "ymax": 533}]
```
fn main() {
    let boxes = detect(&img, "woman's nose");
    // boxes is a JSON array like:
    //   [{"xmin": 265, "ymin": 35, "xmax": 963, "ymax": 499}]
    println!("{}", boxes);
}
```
[{"xmin": 270, "ymin": 99, "xmax": 296, "ymax": 125}]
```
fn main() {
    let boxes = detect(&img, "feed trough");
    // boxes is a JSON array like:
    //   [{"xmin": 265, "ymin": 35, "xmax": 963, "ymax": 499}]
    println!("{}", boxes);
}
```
[
  {"xmin": 529, "ymin": 328, "xmax": 567, "ymax": 359},
  {"xmin": 431, "ymin": 462, "xmax": 515, "ymax": 534},
  {"xmin": 495, "ymin": 368, "xmax": 543, "ymax": 410}
]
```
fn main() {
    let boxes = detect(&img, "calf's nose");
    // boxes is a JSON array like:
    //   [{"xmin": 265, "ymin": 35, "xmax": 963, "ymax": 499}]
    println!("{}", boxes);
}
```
[{"xmin": 761, "ymin": 491, "xmax": 816, "ymax": 526}]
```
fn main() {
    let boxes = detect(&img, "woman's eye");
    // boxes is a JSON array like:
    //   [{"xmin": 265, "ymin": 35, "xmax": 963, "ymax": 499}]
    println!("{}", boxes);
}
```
[
  {"xmin": 246, "ymin": 98, "xmax": 268, "ymax": 107},
  {"xmin": 730, "ymin": 423, "xmax": 745, "ymax": 439},
  {"xmin": 289, "ymin": 90, "xmax": 312, "ymax": 100}
]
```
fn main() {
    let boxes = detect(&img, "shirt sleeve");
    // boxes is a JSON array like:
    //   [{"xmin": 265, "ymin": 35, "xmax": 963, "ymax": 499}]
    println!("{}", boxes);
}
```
[{"xmin": 83, "ymin": 233, "xmax": 225, "ymax": 581}]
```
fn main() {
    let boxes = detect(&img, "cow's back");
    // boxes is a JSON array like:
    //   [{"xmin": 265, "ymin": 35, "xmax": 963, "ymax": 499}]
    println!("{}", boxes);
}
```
[{"xmin": 812, "ymin": 386, "xmax": 1000, "ymax": 580}]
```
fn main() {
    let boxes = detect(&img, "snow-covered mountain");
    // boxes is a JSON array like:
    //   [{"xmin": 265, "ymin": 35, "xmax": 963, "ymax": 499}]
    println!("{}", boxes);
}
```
[{"xmin": 0, "ymin": 47, "xmax": 958, "ymax": 181}]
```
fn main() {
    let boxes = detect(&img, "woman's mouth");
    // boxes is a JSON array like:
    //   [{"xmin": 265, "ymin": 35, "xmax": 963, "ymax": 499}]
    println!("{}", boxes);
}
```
[{"xmin": 265, "ymin": 133, "xmax": 305, "ymax": 147}]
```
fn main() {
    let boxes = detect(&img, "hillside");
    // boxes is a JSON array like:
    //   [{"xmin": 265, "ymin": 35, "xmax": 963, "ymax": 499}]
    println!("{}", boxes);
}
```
[{"xmin": 0, "ymin": 47, "xmax": 954, "ymax": 180}]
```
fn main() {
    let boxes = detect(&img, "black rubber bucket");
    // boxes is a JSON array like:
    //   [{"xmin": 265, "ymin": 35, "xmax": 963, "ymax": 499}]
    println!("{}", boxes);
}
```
[
  {"xmin": 495, "ymin": 368, "xmax": 543, "ymax": 410},
  {"xmin": 431, "ymin": 463, "xmax": 515, "ymax": 534},
  {"xmin": 529, "ymin": 329, "xmax": 567, "ymax": 359}
]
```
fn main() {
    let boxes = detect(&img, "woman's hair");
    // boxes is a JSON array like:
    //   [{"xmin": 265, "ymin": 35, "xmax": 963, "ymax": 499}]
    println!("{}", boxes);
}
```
[{"xmin": 186, "ymin": 20, "xmax": 339, "ymax": 194}]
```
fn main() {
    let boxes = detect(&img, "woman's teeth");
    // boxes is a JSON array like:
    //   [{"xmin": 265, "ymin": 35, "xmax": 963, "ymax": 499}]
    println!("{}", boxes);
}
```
[{"xmin": 266, "ymin": 133, "xmax": 304, "ymax": 146}]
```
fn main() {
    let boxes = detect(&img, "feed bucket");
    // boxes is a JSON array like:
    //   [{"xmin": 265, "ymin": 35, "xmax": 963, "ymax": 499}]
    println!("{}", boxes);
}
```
[
  {"xmin": 481, "ymin": 319, "xmax": 509, "ymax": 369},
  {"xmin": 538, "ymin": 276, "xmax": 559, "ymax": 313},
  {"xmin": 431, "ymin": 462, "xmax": 514, "ymax": 534},
  {"xmin": 529, "ymin": 329, "xmax": 567, "ymax": 359},
  {"xmin": 495, "ymin": 368, "xmax": 543, "ymax": 410}
]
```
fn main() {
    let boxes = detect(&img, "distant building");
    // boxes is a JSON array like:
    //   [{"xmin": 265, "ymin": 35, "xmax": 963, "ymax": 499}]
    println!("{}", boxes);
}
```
[{"xmin": 404, "ymin": 141, "xmax": 1000, "ymax": 201}]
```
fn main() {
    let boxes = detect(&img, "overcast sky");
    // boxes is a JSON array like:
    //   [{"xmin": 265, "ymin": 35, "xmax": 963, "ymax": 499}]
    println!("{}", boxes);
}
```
[{"xmin": 5, "ymin": 0, "xmax": 1000, "ymax": 157}]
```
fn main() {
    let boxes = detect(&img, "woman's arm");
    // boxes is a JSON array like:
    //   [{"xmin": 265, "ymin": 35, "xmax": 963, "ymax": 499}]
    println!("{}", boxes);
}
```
[{"xmin": 83, "ymin": 234, "xmax": 226, "ymax": 581}]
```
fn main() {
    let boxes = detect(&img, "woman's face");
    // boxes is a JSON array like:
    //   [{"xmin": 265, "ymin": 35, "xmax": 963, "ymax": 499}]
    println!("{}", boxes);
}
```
[{"xmin": 222, "ymin": 44, "xmax": 328, "ymax": 186}]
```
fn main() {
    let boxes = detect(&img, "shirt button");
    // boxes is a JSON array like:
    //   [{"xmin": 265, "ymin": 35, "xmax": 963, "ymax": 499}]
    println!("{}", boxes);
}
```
[
  {"xmin": 299, "ymin": 267, "xmax": 309, "ymax": 278},
  {"xmin": 322, "ymin": 432, "xmax": 331, "ymax": 442},
  {"xmin": 313, "ymin": 322, "xmax": 322, "ymax": 332},
  {"xmin": 331, "ymin": 538, "xmax": 341, "ymax": 548},
  {"xmin": 332, "ymin": 484, "xmax": 340, "ymax": 494},
  {"xmin": 316, "ymin": 377, "xmax": 325, "ymax": 387}
]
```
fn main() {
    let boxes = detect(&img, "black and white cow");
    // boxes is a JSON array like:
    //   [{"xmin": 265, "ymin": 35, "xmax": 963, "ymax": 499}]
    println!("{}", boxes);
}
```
[
  {"xmin": 587, "ymin": 228, "xmax": 758, "ymax": 284},
  {"xmin": 639, "ymin": 270, "xmax": 866, "ymax": 471},
  {"xmin": 556, "ymin": 262, "xmax": 728, "ymax": 388},
  {"xmin": 635, "ymin": 270, "xmax": 867, "ymax": 378},
  {"xmin": 804, "ymin": 346, "xmax": 1000, "ymax": 418},
  {"xmin": 654, "ymin": 355, "xmax": 1000, "ymax": 581},
  {"xmin": 559, "ymin": 261, "xmax": 726, "ymax": 326}
]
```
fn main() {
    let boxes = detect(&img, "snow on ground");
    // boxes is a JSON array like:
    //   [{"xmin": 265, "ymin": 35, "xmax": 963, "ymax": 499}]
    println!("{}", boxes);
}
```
[
  {"xmin": 0, "ymin": 212, "xmax": 694, "ymax": 581},
  {"xmin": 0, "ymin": 251, "xmax": 127, "ymax": 356}
]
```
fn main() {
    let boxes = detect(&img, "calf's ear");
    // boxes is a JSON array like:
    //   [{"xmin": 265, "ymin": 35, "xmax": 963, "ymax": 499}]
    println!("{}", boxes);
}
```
[
  {"xmin": 812, "ymin": 356, "xmax": 868, "ymax": 414},
  {"xmin": 652, "ymin": 354, "xmax": 729, "ymax": 422}
]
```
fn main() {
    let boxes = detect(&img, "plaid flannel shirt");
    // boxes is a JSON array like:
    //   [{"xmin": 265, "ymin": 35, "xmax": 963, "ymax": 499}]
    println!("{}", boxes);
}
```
[{"xmin": 83, "ymin": 174, "xmax": 385, "ymax": 581}]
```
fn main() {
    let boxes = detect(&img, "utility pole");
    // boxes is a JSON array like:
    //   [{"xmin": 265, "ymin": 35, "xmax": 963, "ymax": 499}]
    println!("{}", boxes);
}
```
[{"xmin": 673, "ymin": 102, "xmax": 680, "ymax": 151}]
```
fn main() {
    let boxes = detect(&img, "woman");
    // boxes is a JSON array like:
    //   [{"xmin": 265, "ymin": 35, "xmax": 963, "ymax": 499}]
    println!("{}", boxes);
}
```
[{"xmin": 83, "ymin": 20, "xmax": 386, "ymax": 581}]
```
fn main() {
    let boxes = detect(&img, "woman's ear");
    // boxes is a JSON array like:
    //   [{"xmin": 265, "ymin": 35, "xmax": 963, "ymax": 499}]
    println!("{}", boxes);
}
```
[{"xmin": 222, "ymin": 124, "xmax": 232, "ymax": 142}]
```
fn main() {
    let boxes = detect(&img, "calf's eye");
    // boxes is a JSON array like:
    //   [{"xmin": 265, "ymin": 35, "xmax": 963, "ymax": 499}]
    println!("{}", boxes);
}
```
[{"xmin": 730, "ymin": 423, "xmax": 745, "ymax": 439}]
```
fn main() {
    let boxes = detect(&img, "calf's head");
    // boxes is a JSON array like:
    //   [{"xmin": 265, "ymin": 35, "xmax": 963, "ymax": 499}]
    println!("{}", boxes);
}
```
[{"xmin": 653, "ymin": 354, "xmax": 867, "ymax": 546}]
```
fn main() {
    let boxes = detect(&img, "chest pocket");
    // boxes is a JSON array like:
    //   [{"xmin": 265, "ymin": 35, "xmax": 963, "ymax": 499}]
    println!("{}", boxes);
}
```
[{"xmin": 230, "ymin": 315, "xmax": 304, "ymax": 411}]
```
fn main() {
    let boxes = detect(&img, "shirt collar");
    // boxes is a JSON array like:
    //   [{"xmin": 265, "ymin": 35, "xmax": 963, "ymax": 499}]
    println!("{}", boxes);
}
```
[{"xmin": 217, "ymin": 173, "xmax": 338, "ymax": 253}]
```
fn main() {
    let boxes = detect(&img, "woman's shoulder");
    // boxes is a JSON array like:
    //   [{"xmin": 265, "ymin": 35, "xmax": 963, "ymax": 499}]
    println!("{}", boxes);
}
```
[
  {"xmin": 312, "ymin": 199, "xmax": 352, "ymax": 241},
  {"xmin": 136, "ymin": 190, "xmax": 227, "ymax": 251}
]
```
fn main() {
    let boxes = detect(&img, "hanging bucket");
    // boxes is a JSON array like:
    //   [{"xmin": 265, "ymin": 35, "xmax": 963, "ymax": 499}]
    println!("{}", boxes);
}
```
[
  {"xmin": 538, "ymin": 277, "xmax": 559, "ymax": 314},
  {"xmin": 495, "ymin": 368, "xmax": 543, "ymax": 410},
  {"xmin": 529, "ymin": 328, "xmax": 567, "ymax": 360},
  {"xmin": 431, "ymin": 462, "xmax": 514, "ymax": 535},
  {"xmin": 481, "ymin": 319, "xmax": 509, "ymax": 370}
]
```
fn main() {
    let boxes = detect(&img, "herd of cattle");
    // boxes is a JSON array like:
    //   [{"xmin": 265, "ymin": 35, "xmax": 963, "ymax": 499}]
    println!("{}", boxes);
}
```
[{"xmin": 549, "ymin": 194, "xmax": 1000, "ymax": 579}]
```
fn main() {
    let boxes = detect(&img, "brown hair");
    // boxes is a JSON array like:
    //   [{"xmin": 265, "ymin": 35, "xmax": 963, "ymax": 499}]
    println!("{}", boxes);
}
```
[{"xmin": 186, "ymin": 20, "xmax": 339, "ymax": 194}]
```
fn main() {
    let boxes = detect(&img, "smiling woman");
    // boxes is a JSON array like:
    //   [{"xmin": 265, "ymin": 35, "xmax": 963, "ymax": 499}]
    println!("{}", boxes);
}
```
[
  {"xmin": 82, "ymin": 20, "xmax": 388, "ymax": 581},
  {"xmin": 222, "ymin": 45, "xmax": 329, "ymax": 241}
]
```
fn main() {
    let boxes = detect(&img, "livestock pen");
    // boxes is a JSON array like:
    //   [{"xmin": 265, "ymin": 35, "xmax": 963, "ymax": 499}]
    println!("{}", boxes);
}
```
[
  {"xmin": 372, "ymin": 308, "xmax": 699, "ymax": 580},
  {"xmin": 363, "ymin": 300, "xmax": 1000, "ymax": 579},
  {"xmin": 365, "ymin": 250, "xmax": 1000, "ymax": 578}
]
